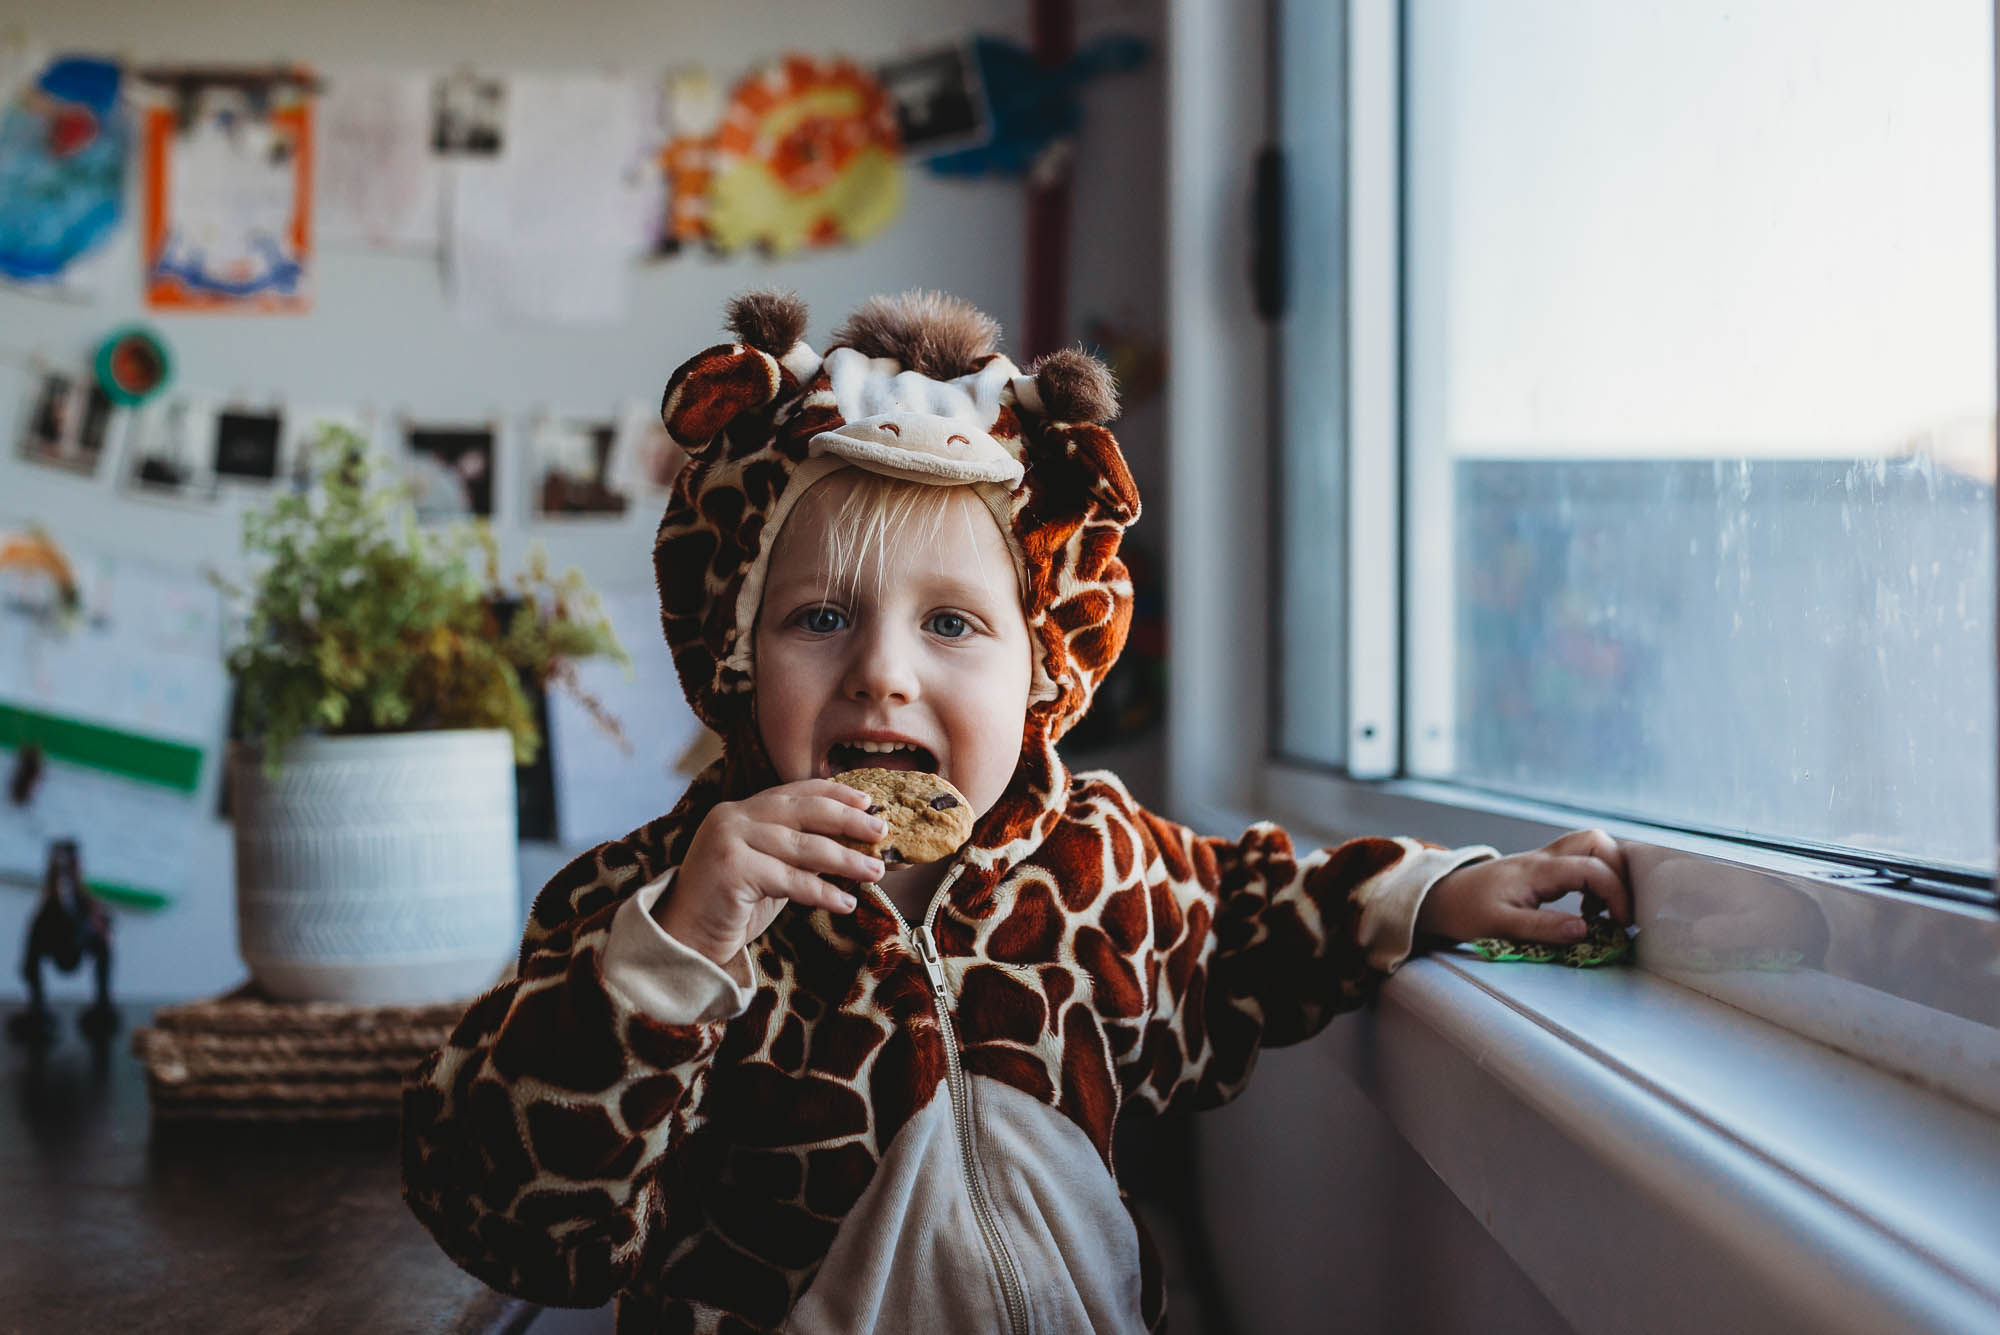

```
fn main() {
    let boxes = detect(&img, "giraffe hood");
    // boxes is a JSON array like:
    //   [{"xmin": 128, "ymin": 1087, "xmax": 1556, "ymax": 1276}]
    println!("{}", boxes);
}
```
[
  {"xmin": 652, "ymin": 289, "xmax": 1141, "ymax": 881},
  {"xmin": 403, "ymin": 290, "xmax": 1496, "ymax": 1335}
]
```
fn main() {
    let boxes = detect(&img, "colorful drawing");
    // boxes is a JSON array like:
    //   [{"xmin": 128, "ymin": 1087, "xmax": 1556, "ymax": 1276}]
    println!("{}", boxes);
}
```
[
  {"xmin": 707, "ymin": 54, "xmax": 903, "ymax": 255},
  {"xmin": 142, "ymin": 74, "xmax": 314, "ymax": 312},
  {"xmin": 653, "ymin": 68, "xmax": 721, "ymax": 254},
  {"xmin": 0, "ymin": 56, "xmax": 129, "ymax": 294},
  {"xmin": 927, "ymin": 34, "xmax": 1148, "ymax": 181}
]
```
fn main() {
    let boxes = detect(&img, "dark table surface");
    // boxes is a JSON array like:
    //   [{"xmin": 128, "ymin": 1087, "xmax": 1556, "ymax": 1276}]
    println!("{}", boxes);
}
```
[{"xmin": 0, "ymin": 1002, "xmax": 539, "ymax": 1335}]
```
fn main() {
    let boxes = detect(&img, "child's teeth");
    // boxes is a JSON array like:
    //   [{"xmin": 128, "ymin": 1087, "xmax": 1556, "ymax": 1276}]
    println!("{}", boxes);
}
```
[{"xmin": 855, "ymin": 740, "xmax": 910, "ymax": 753}]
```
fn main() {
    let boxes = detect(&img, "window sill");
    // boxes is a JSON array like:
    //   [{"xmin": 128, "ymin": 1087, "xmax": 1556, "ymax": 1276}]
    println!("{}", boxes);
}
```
[{"xmin": 1341, "ymin": 951, "xmax": 2000, "ymax": 1335}]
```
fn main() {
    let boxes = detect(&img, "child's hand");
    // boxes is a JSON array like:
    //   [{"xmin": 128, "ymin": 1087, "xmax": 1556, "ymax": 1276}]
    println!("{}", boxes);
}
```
[
  {"xmin": 1415, "ymin": 828, "xmax": 1632, "ymax": 946},
  {"xmin": 654, "ymin": 780, "xmax": 888, "ymax": 966}
]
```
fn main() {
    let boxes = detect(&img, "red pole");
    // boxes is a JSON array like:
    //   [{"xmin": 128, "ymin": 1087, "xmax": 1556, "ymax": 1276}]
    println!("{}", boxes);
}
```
[{"xmin": 1025, "ymin": 0, "xmax": 1076, "ymax": 363}]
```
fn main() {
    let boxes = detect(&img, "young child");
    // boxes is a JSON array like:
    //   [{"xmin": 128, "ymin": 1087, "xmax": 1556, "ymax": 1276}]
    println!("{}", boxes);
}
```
[{"xmin": 402, "ymin": 290, "xmax": 1631, "ymax": 1334}]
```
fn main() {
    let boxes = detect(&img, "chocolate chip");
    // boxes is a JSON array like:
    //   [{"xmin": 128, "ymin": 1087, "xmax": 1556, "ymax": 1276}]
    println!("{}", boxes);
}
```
[
  {"xmin": 866, "ymin": 804, "xmax": 882, "ymax": 815},
  {"xmin": 929, "ymin": 794, "xmax": 959, "ymax": 810},
  {"xmin": 882, "ymin": 848, "xmax": 904, "ymax": 863}
]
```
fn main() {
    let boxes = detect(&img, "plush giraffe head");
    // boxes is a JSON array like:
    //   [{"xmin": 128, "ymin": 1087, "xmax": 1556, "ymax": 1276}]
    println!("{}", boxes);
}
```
[{"xmin": 652, "ymin": 290, "xmax": 1139, "ymax": 848}]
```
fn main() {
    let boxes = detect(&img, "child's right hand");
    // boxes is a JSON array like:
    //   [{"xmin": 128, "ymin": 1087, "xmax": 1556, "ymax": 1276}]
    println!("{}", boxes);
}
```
[{"xmin": 652, "ymin": 780, "xmax": 888, "ymax": 967}]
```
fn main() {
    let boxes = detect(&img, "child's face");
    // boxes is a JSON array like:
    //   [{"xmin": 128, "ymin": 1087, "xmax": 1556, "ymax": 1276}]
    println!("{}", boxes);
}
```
[{"xmin": 754, "ymin": 473, "xmax": 1032, "ymax": 821}]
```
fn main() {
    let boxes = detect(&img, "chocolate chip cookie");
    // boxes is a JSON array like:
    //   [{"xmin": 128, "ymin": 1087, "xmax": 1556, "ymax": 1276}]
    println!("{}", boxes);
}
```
[{"xmin": 832, "ymin": 767, "xmax": 975, "ymax": 866}]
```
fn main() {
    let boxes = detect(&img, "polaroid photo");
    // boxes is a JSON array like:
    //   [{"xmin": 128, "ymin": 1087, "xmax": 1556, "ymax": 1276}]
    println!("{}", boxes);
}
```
[
  {"xmin": 608, "ymin": 398, "xmax": 688, "ymax": 498},
  {"xmin": 17, "ymin": 369, "xmax": 116, "ymax": 476},
  {"xmin": 528, "ymin": 416, "xmax": 627, "ymax": 520},
  {"xmin": 212, "ymin": 406, "xmax": 284, "ymax": 485},
  {"xmin": 877, "ymin": 43, "xmax": 989, "ymax": 156},
  {"xmin": 122, "ymin": 397, "xmax": 220, "ymax": 505},
  {"xmin": 404, "ymin": 422, "xmax": 496, "ymax": 520},
  {"xmin": 432, "ymin": 72, "xmax": 506, "ymax": 157}
]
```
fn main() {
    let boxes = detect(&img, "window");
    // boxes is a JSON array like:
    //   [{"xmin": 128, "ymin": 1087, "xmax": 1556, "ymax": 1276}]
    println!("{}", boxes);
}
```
[{"xmin": 1279, "ymin": 0, "xmax": 1998, "ymax": 876}]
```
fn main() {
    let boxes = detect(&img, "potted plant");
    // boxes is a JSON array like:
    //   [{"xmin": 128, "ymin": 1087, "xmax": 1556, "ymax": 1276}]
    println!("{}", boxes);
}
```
[{"xmin": 215, "ymin": 425, "xmax": 626, "ymax": 1004}]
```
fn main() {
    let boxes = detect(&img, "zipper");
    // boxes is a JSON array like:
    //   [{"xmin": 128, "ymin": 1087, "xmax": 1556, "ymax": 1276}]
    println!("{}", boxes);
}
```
[{"xmin": 865, "ymin": 867, "xmax": 1031, "ymax": 1335}]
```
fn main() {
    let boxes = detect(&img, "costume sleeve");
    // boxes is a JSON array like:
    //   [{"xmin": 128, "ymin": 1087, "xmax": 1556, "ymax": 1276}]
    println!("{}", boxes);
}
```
[
  {"xmin": 401, "ymin": 838, "xmax": 755, "ymax": 1307},
  {"xmin": 1122, "ymin": 804, "xmax": 1493, "ymax": 1117}
]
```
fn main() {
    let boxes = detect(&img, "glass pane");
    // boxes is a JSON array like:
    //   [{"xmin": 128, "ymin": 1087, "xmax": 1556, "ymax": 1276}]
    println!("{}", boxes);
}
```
[
  {"xmin": 1276, "ymin": 0, "xmax": 1348, "ymax": 769},
  {"xmin": 1405, "ymin": 0, "xmax": 1997, "ymax": 870}
]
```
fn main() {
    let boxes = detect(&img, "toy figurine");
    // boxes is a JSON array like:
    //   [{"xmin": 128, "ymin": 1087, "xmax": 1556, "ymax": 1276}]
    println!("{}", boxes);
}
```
[{"xmin": 8, "ymin": 839, "xmax": 118, "ymax": 1045}]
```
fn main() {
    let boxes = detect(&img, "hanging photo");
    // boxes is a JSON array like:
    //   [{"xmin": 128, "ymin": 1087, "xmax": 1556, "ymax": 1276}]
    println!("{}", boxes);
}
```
[
  {"xmin": 122, "ymin": 396, "xmax": 220, "ymax": 503},
  {"xmin": 877, "ymin": 43, "xmax": 988, "ymax": 156},
  {"xmin": 0, "ymin": 55, "xmax": 131, "ymax": 298},
  {"xmin": 609, "ymin": 398, "xmax": 688, "ymax": 497},
  {"xmin": 528, "ymin": 417, "xmax": 626, "ymax": 519},
  {"xmin": 212, "ymin": 407, "xmax": 283, "ymax": 484},
  {"xmin": 432, "ymin": 71, "xmax": 505, "ymax": 156},
  {"xmin": 403, "ymin": 422, "xmax": 495, "ymax": 521},
  {"xmin": 16, "ymin": 370, "xmax": 115, "ymax": 476},
  {"xmin": 142, "ymin": 71, "xmax": 314, "ymax": 313}
]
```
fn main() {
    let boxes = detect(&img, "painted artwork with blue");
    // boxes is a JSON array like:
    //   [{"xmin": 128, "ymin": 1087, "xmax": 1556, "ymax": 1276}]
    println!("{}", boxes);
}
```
[
  {"xmin": 927, "ymin": 35, "xmax": 1147, "ymax": 181},
  {"xmin": 0, "ymin": 57, "xmax": 129, "ymax": 287}
]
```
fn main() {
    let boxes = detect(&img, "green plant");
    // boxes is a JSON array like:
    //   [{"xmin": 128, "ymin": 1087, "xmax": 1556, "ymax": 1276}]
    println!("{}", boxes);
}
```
[{"xmin": 214, "ymin": 425, "xmax": 628, "ymax": 768}]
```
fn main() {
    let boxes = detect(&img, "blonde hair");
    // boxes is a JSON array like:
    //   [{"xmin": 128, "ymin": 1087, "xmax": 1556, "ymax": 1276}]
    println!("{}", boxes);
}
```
[{"xmin": 784, "ymin": 468, "xmax": 1012, "ymax": 605}]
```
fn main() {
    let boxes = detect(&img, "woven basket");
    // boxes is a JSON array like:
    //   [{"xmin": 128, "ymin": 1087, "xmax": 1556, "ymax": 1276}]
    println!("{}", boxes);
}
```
[{"xmin": 131, "ymin": 975, "xmax": 506, "ymax": 1123}]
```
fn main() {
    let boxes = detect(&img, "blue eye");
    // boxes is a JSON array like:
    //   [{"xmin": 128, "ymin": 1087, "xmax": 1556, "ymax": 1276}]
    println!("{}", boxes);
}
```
[
  {"xmin": 796, "ymin": 606, "xmax": 847, "ymax": 634},
  {"xmin": 927, "ymin": 612, "xmax": 970, "ymax": 638}
]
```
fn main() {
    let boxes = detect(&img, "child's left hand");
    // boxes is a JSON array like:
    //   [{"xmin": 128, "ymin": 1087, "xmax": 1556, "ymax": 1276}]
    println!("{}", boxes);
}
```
[{"xmin": 1415, "ymin": 828, "xmax": 1632, "ymax": 945}]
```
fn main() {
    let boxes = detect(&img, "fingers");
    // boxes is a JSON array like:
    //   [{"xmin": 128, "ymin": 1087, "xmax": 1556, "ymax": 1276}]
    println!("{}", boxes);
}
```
[
  {"xmin": 1492, "ymin": 904, "xmax": 1590, "ymax": 946},
  {"xmin": 749, "ymin": 824, "xmax": 885, "ymax": 885},
  {"xmin": 779, "ymin": 779, "xmax": 879, "ymax": 810},
  {"xmin": 1524, "ymin": 854, "xmax": 1628, "ymax": 918},
  {"xmin": 1539, "ymin": 829, "xmax": 1633, "ymax": 923},
  {"xmin": 750, "ymin": 852, "xmax": 862, "ymax": 914},
  {"xmin": 783, "ymin": 794, "xmax": 891, "ymax": 845}
]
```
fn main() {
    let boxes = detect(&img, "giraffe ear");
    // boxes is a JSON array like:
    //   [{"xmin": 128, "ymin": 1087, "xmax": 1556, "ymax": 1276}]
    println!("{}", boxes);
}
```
[
  {"xmin": 1028, "ymin": 347, "xmax": 1119, "ymax": 425},
  {"xmin": 659, "ymin": 292, "xmax": 819, "ymax": 460},
  {"xmin": 726, "ymin": 289, "xmax": 808, "ymax": 356}
]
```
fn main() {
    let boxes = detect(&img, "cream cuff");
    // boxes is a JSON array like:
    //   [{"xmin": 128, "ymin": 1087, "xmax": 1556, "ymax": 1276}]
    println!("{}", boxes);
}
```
[
  {"xmin": 599, "ymin": 870, "xmax": 757, "ymax": 1026},
  {"xmin": 1355, "ymin": 841, "xmax": 1499, "ymax": 973}
]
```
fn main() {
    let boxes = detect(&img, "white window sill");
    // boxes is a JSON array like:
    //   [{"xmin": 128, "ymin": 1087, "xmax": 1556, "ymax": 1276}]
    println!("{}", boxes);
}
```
[{"xmin": 1345, "ymin": 949, "xmax": 2000, "ymax": 1335}]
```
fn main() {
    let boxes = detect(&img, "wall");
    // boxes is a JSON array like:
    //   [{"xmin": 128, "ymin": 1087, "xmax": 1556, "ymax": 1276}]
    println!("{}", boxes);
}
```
[{"xmin": 2, "ymin": 0, "xmax": 1168, "ymax": 1001}]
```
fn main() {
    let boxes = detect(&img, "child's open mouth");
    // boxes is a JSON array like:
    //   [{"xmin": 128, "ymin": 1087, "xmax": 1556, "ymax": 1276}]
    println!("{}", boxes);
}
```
[{"xmin": 826, "ymin": 739, "xmax": 939, "ymax": 774}]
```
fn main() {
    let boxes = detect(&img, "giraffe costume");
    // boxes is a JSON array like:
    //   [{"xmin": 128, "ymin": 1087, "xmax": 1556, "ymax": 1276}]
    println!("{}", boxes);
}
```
[{"xmin": 401, "ymin": 291, "xmax": 1496, "ymax": 1334}]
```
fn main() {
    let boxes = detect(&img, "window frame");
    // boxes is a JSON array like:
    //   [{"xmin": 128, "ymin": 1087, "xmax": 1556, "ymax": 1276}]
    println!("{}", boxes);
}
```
[{"xmin": 1169, "ymin": 0, "xmax": 2000, "ymax": 1104}]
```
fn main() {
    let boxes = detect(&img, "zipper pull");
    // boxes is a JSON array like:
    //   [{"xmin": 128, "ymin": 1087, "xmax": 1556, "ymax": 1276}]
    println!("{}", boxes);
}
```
[{"xmin": 912, "ymin": 924, "xmax": 950, "ymax": 997}]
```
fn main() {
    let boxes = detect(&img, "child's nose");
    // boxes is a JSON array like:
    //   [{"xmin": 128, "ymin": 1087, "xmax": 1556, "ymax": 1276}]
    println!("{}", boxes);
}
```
[{"xmin": 843, "ymin": 625, "xmax": 920, "ymax": 703}]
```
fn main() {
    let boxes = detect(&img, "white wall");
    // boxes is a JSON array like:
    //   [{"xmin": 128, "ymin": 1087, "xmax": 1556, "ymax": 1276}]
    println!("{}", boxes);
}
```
[{"xmin": 2, "ymin": 0, "xmax": 1169, "ymax": 1001}]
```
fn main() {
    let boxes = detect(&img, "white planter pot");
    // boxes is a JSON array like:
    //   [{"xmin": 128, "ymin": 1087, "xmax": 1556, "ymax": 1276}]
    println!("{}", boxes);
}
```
[{"xmin": 230, "ymin": 729, "xmax": 520, "ymax": 1004}]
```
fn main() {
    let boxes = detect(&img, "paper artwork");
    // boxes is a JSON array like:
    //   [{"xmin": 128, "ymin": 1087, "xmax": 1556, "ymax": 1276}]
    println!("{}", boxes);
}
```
[
  {"xmin": 0, "ymin": 55, "xmax": 130, "ymax": 298},
  {"xmin": 708, "ymin": 55, "xmax": 903, "ymax": 255},
  {"xmin": 143, "ymin": 74, "xmax": 314, "ymax": 312},
  {"xmin": 316, "ymin": 70, "xmax": 441, "ymax": 252},
  {"xmin": 447, "ymin": 73, "xmax": 649, "ymax": 326}
]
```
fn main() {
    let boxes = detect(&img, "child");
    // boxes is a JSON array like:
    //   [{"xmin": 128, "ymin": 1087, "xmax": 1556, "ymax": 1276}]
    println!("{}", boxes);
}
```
[{"xmin": 402, "ymin": 290, "xmax": 1631, "ymax": 1334}]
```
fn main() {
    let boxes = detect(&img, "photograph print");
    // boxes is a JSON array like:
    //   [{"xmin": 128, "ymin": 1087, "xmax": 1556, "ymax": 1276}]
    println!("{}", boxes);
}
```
[
  {"xmin": 16, "ymin": 370, "xmax": 117, "ymax": 476},
  {"xmin": 529, "ymin": 416, "xmax": 628, "ymax": 519},
  {"xmin": 123, "ymin": 397, "xmax": 220, "ymax": 503},
  {"xmin": 432, "ymin": 72, "xmax": 506, "ymax": 156},
  {"xmin": 404, "ymin": 422, "xmax": 496, "ymax": 520},
  {"xmin": 876, "ymin": 43, "xmax": 988, "ymax": 155}
]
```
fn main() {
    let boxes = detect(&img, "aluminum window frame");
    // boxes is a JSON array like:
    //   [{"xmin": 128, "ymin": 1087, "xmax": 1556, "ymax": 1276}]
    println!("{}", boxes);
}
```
[{"xmin": 1215, "ymin": 0, "xmax": 2000, "ymax": 1086}]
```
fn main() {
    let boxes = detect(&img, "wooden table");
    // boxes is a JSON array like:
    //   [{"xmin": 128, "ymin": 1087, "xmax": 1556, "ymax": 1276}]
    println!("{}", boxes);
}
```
[{"xmin": 0, "ymin": 1003, "xmax": 540, "ymax": 1335}]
